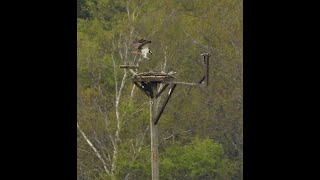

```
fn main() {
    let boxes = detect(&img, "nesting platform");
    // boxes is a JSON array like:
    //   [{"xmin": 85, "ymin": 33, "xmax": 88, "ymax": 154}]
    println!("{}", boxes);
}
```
[{"xmin": 132, "ymin": 72, "xmax": 176, "ymax": 83}]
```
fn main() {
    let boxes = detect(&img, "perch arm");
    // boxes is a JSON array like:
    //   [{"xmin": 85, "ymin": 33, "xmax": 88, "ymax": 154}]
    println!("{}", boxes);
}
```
[{"xmin": 119, "ymin": 65, "xmax": 138, "ymax": 76}]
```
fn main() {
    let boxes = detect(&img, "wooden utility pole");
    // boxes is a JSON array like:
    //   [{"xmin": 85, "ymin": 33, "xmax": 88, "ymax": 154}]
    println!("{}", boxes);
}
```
[
  {"xmin": 120, "ymin": 53, "xmax": 210, "ymax": 180},
  {"xmin": 150, "ymin": 82, "xmax": 159, "ymax": 180},
  {"xmin": 131, "ymin": 78, "xmax": 176, "ymax": 180}
]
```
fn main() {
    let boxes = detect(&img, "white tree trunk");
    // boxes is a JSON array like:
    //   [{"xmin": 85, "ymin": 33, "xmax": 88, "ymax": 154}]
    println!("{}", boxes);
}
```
[{"xmin": 77, "ymin": 123, "xmax": 110, "ymax": 175}]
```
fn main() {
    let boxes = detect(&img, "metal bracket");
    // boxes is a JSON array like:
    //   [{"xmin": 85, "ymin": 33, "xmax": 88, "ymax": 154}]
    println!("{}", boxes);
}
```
[
  {"xmin": 163, "ymin": 53, "xmax": 210, "ymax": 87},
  {"xmin": 142, "ymin": 82, "xmax": 154, "ymax": 98},
  {"xmin": 133, "ymin": 82, "xmax": 151, "ymax": 97},
  {"xmin": 199, "ymin": 76, "xmax": 206, "ymax": 84},
  {"xmin": 200, "ymin": 53, "xmax": 210, "ymax": 86}
]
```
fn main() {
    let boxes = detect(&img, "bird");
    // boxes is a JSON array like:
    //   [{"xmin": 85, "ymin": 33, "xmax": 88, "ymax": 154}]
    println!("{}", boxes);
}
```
[{"xmin": 132, "ymin": 39, "xmax": 152, "ymax": 59}]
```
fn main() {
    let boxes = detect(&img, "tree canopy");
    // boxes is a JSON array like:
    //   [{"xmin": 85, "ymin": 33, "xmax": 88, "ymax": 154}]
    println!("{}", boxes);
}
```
[{"xmin": 77, "ymin": 0, "xmax": 242, "ymax": 179}]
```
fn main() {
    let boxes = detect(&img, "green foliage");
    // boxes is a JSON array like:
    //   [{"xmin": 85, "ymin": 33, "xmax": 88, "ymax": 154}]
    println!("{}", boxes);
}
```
[
  {"xmin": 77, "ymin": 0, "xmax": 242, "ymax": 179},
  {"xmin": 116, "ymin": 142, "xmax": 151, "ymax": 179},
  {"xmin": 160, "ymin": 138, "xmax": 237, "ymax": 179},
  {"xmin": 109, "ymin": 138, "xmax": 236, "ymax": 179}
]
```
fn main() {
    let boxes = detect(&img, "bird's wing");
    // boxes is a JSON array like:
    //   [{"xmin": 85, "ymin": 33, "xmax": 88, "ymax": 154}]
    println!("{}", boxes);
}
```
[
  {"xmin": 133, "ymin": 42, "xmax": 141, "ymax": 50},
  {"xmin": 138, "ymin": 39, "xmax": 146, "ymax": 43},
  {"xmin": 138, "ymin": 40, "xmax": 151, "ymax": 49}
]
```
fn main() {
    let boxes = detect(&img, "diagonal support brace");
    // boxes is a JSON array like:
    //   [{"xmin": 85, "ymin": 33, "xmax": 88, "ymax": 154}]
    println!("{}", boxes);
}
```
[
  {"xmin": 156, "ymin": 84, "xmax": 169, "ymax": 98},
  {"xmin": 154, "ymin": 84, "xmax": 177, "ymax": 125},
  {"xmin": 199, "ymin": 76, "xmax": 206, "ymax": 84}
]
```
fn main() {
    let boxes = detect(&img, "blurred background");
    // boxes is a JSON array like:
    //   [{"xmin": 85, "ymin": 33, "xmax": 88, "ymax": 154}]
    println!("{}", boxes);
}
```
[{"xmin": 77, "ymin": 0, "xmax": 242, "ymax": 179}]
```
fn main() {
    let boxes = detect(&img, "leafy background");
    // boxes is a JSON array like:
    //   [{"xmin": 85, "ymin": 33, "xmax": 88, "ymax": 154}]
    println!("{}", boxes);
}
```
[{"xmin": 77, "ymin": 0, "xmax": 242, "ymax": 179}]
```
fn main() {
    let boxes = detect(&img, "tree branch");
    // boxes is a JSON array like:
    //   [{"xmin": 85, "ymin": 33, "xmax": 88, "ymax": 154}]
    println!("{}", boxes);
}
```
[{"xmin": 77, "ymin": 123, "xmax": 110, "ymax": 175}]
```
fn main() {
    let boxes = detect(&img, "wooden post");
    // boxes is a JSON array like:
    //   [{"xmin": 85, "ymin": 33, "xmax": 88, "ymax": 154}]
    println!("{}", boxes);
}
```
[
  {"xmin": 119, "ymin": 52, "xmax": 209, "ymax": 179},
  {"xmin": 149, "ymin": 82, "xmax": 159, "ymax": 180}
]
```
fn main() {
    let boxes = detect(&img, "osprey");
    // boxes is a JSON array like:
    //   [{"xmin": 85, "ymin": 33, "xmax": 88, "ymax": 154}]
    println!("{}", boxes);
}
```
[{"xmin": 132, "ymin": 39, "xmax": 152, "ymax": 59}]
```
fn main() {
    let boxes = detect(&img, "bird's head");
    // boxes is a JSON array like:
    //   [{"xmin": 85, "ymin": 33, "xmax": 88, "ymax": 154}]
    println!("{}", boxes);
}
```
[{"xmin": 149, "ymin": 50, "xmax": 152, "ymax": 54}]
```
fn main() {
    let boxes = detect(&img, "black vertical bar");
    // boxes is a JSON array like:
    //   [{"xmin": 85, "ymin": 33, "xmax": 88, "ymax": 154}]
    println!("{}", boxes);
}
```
[
  {"xmin": 154, "ymin": 84, "xmax": 177, "ymax": 125},
  {"xmin": 206, "ymin": 55, "xmax": 209, "ymax": 86}
]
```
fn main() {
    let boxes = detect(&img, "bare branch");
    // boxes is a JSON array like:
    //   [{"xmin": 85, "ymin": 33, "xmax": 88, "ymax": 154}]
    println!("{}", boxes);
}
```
[
  {"xmin": 130, "ymin": 84, "xmax": 136, "ymax": 97},
  {"xmin": 110, "ymin": 135, "xmax": 117, "ymax": 174},
  {"xmin": 146, "ymin": 10, "xmax": 176, "ymax": 39},
  {"xmin": 115, "ymin": 69, "xmax": 127, "ymax": 121},
  {"xmin": 126, "ymin": 0, "xmax": 130, "ymax": 18},
  {"xmin": 120, "ymin": 102, "xmax": 148, "ymax": 129},
  {"xmin": 131, "ymin": 139, "xmax": 136, "ymax": 154},
  {"xmin": 124, "ymin": 125, "xmax": 149, "ymax": 179},
  {"xmin": 183, "ymin": 30, "xmax": 210, "ymax": 49},
  {"xmin": 77, "ymin": 123, "xmax": 110, "ymax": 175},
  {"xmin": 112, "ymin": 52, "xmax": 118, "ymax": 99},
  {"xmin": 163, "ymin": 134, "xmax": 174, "ymax": 140}
]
